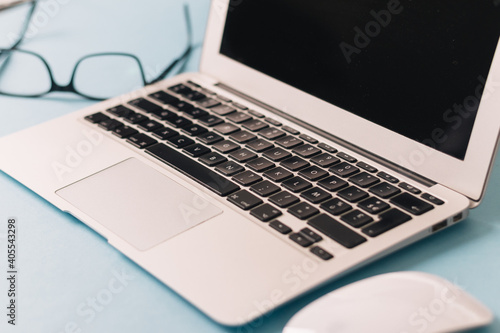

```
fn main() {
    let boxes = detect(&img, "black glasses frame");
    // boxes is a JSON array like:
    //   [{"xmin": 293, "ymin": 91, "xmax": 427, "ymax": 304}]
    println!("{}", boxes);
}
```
[{"xmin": 0, "ymin": 2, "xmax": 194, "ymax": 100}]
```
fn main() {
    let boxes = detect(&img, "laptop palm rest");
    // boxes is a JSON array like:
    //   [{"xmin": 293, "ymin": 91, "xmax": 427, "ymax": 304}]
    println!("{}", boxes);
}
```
[{"xmin": 56, "ymin": 158, "xmax": 223, "ymax": 251}]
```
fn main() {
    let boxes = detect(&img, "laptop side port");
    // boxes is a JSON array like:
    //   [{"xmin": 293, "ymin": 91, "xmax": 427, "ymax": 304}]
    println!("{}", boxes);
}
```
[
  {"xmin": 453, "ymin": 212, "xmax": 463, "ymax": 223},
  {"xmin": 431, "ymin": 220, "xmax": 448, "ymax": 233}
]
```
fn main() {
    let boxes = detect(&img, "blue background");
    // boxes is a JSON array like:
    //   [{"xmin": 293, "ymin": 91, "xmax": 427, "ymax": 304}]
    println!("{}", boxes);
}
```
[{"xmin": 0, "ymin": 1, "xmax": 499, "ymax": 332}]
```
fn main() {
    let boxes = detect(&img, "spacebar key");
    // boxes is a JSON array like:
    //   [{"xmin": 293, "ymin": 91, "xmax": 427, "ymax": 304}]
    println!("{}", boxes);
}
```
[
  {"xmin": 308, "ymin": 214, "xmax": 366, "ymax": 249},
  {"xmin": 146, "ymin": 143, "xmax": 240, "ymax": 196}
]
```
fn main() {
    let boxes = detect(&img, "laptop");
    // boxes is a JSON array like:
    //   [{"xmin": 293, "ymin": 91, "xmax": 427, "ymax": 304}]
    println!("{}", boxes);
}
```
[{"xmin": 1, "ymin": 0, "xmax": 499, "ymax": 326}]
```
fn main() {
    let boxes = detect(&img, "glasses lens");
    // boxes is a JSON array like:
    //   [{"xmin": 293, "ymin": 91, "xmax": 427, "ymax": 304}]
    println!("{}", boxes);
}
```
[
  {"xmin": 0, "ymin": 50, "xmax": 51, "ymax": 96},
  {"xmin": 73, "ymin": 55, "xmax": 145, "ymax": 99},
  {"xmin": 0, "ymin": 1, "xmax": 32, "ymax": 47}
]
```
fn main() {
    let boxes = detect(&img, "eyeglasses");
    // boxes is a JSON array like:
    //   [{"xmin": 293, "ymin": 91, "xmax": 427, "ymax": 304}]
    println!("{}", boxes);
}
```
[{"xmin": 0, "ymin": 1, "xmax": 194, "ymax": 100}]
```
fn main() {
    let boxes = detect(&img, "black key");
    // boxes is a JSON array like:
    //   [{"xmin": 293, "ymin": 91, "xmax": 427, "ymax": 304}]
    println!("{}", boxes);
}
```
[
  {"xmin": 215, "ymin": 161, "xmax": 245, "ymax": 176},
  {"xmin": 230, "ymin": 130, "xmax": 256, "ymax": 143},
  {"xmin": 85, "ymin": 112, "xmax": 109, "ymax": 124},
  {"xmin": 269, "ymin": 220, "xmax": 292, "ymax": 234},
  {"xmin": 378, "ymin": 171, "xmax": 399, "ymax": 184},
  {"xmin": 280, "ymin": 156, "xmax": 310, "ymax": 171},
  {"xmin": 199, "ymin": 151, "xmax": 227, "ymax": 166},
  {"xmin": 337, "ymin": 152, "xmax": 357, "ymax": 163},
  {"xmin": 148, "ymin": 91, "xmax": 180, "ymax": 105},
  {"xmin": 275, "ymin": 136, "xmax": 303, "ymax": 149},
  {"xmin": 300, "ymin": 228, "xmax": 323, "ymax": 242},
  {"xmin": 167, "ymin": 135, "xmax": 195, "ymax": 149},
  {"xmin": 170, "ymin": 101, "xmax": 196, "ymax": 113},
  {"xmin": 183, "ymin": 144, "xmax": 211, "ymax": 157},
  {"xmin": 183, "ymin": 107, "xmax": 209, "ymax": 119},
  {"xmin": 198, "ymin": 115, "xmax": 224, "ymax": 127},
  {"xmin": 320, "ymin": 198, "xmax": 352, "ymax": 215},
  {"xmin": 265, "ymin": 117, "xmax": 282, "ymax": 126},
  {"xmin": 263, "ymin": 147, "xmax": 291, "ymax": 162},
  {"xmin": 211, "ymin": 104, "xmax": 236, "ymax": 116},
  {"xmin": 248, "ymin": 109, "xmax": 264, "ymax": 118},
  {"xmin": 259, "ymin": 128, "xmax": 286, "ymax": 140},
  {"xmin": 152, "ymin": 127, "xmax": 178, "ymax": 140},
  {"xmin": 338, "ymin": 186, "xmax": 369, "ymax": 203},
  {"xmin": 421, "ymin": 193, "xmax": 444, "ymax": 205},
  {"xmin": 232, "ymin": 170, "xmax": 262, "ymax": 186},
  {"xmin": 214, "ymin": 123, "xmax": 240, "ymax": 135},
  {"xmin": 232, "ymin": 102, "xmax": 248, "ymax": 110},
  {"xmin": 242, "ymin": 119, "xmax": 269, "ymax": 132},
  {"xmin": 357, "ymin": 161, "xmax": 377, "ymax": 173},
  {"xmin": 358, "ymin": 197, "xmax": 390, "ymax": 214},
  {"xmin": 228, "ymin": 190, "xmax": 263, "ymax": 210},
  {"xmin": 150, "ymin": 109, "xmax": 178, "ymax": 121},
  {"xmin": 183, "ymin": 91, "xmax": 206, "ymax": 102},
  {"xmin": 310, "ymin": 246, "xmax": 333, "ymax": 260},
  {"xmin": 198, "ymin": 97, "xmax": 221, "ymax": 108},
  {"xmin": 282, "ymin": 126, "xmax": 300, "ymax": 135},
  {"xmin": 318, "ymin": 142, "xmax": 337, "ymax": 153},
  {"xmin": 288, "ymin": 202, "xmax": 319, "ymax": 220},
  {"xmin": 168, "ymin": 83, "xmax": 193, "ymax": 95},
  {"xmin": 289, "ymin": 233, "xmax": 313, "ymax": 247},
  {"xmin": 128, "ymin": 98, "xmax": 161, "ymax": 113},
  {"xmin": 292, "ymin": 144, "xmax": 321, "ymax": 158},
  {"xmin": 250, "ymin": 180, "xmax": 281, "ymax": 197},
  {"xmin": 126, "ymin": 133, "xmax": 157, "ymax": 149},
  {"xmin": 246, "ymin": 139, "xmax": 274, "ymax": 152},
  {"xmin": 369, "ymin": 182, "xmax": 401, "ymax": 199},
  {"xmin": 390, "ymin": 193, "xmax": 434, "ymax": 215},
  {"xmin": 107, "ymin": 105, "xmax": 134, "ymax": 117},
  {"xmin": 301, "ymin": 187, "xmax": 332, "ymax": 204},
  {"xmin": 227, "ymin": 112, "xmax": 252, "ymax": 124},
  {"xmin": 311, "ymin": 153, "xmax": 340, "ymax": 168},
  {"xmin": 299, "ymin": 134, "xmax": 318, "ymax": 144},
  {"xmin": 229, "ymin": 149, "xmax": 257, "ymax": 163},
  {"xmin": 330, "ymin": 162, "xmax": 359, "ymax": 177},
  {"xmin": 349, "ymin": 172, "xmax": 380, "ymax": 188},
  {"xmin": 246, "ymin": 157, "xmax": 275, "ymax": 172},
  {"xmin": 318, "ymin": 175, "xmax": 348, "ymax": 192},
  {"xmin": 112, "ymin": 126, "xmax": 138, "ymax": 138},
  {"xmin": 123, "ymin": 112, "xmax": 148, "ymax": 124},
  {"xmin": 98, "ymin": 118, "xmax": 123, "ymax": 131},
  {"xmin": 197, "ymin": 132, "xmax": 223, "ymax": 145},
  {"xmin": 282, "ymin": 176, "xmax": 312, "ymax": 193},
  {"xmin": 269, "ymin": 191, "xmax": 300, "ymax": 208},
  {"xmin": 250, "ymin": 204, "xmax": 282, "ymax": 222},
  {"xmin": 213, "ymin": 140, "xmax": 240, "ymax": 153},
  {"xmin": 399, "ymin": 182, "xmax": 422, "ymax": 195},
  {"xmin": 167, "ymin": 116, "xmax": 193, "ymax": 129},
  {"xmin": 200, "ymin": 87, "xmax": 216, "ymax": 95},
  {"xmin": 182, "ymin": 124, "xmax": 208, "ymax": 136},
  {"xmin": 187, "ymin": 80, "xmax": 201, "ymax": 88},
  {"xmin": 308, "ymin": 214, "xmax": 367, "ymax": 249},
  {"xmin": 137, "ymin": 119, "xmax": 163, "ymax": 132},
  {"xmin": 341, "ymin": 210, "xmax": 374, "ymax": 228},
  {"xmin": 263, "ymin": 167, "xmax": 293, "ymax": 182},
  {"xmin": 298, "ymin": 166, "xmax": 328, "ymax": 181},
  {"xmin": 362, "ymin": 208, "xmax": 412, "ymax": 237}
]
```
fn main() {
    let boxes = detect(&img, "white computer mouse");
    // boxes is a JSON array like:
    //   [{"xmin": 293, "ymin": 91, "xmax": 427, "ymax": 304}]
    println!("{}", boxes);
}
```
[{"xmin": 283, "ymin": 272, "xmax": 493, "ymax": 333}]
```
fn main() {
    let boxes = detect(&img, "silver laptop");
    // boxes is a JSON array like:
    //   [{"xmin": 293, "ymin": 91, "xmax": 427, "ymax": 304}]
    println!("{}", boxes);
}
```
[{"xmin": 1, "ymin": 1, "xmax": 499, "ymax": 325}]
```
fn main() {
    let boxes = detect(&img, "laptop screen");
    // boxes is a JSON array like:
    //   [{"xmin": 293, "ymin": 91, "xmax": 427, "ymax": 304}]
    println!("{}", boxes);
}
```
[{"xmin": 220, "ymin": 1, "xmax": 500, "ymax": 160}]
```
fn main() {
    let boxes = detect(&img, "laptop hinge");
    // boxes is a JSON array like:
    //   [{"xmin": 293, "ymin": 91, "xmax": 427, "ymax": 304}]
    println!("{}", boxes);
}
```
[{"xmin": 216, "ymin": 82, "xmax": 437, "ymax": 188}]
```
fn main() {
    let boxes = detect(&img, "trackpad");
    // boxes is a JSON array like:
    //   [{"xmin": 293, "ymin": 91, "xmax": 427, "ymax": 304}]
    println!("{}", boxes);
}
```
[{"xmin": 56, "ymin": 158, "xmax": 223, "ymax": 251}]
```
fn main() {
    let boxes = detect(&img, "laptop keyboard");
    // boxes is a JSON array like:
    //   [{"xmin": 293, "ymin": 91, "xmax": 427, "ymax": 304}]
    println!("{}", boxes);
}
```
[{"xmin": 84, "ymin": 81, "xmax": 445, "ymax": 261}]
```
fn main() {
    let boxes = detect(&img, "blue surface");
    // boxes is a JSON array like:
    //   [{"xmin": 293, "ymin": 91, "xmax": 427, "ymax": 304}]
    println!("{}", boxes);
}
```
[{"xmin": 0, "ymin": 1, "xmax": 499, "ymax": 332}]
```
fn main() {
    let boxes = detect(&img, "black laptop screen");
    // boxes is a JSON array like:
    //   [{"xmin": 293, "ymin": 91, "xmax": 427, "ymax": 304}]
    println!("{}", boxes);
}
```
[{"xmin": 220, "ymin": 1, "xmax": 500, "ymax": 160}]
